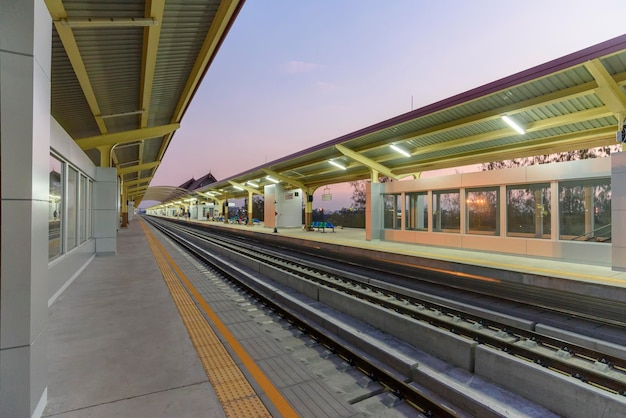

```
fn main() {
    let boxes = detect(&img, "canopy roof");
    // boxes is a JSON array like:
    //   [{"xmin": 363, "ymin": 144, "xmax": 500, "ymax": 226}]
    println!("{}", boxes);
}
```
[
  {"xmin": 189, "ymin": 34, "xmax": 626, "ymax": 202},
  {"xmin": 46, "ymin": 0, "xmax": 244, "ymax": 204}
]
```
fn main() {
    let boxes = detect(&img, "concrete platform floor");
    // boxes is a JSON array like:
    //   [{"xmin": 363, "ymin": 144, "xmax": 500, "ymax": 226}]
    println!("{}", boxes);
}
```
[
  {"xmin": 43, "ymin": 221, "xmax": 226, "ymax": 418},
  {"xmin": 199, "ymin": 219, "xmax": 626, "ymax": 289}
]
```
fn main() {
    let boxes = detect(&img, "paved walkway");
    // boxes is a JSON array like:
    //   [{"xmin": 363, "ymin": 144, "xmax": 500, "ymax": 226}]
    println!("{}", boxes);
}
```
[{"xmin": 44, "ymin": 220, "xmax": 226, "ymax": 418}]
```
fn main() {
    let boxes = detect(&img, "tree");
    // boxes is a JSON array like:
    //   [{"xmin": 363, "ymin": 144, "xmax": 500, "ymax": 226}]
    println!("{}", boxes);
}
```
[
  {"xmin": 481, "ymin": 145, "xmax": 619, "ymax": 171},
  {"xmin": 350, "ymin": 180, "xmax": 367, "ymax": 209},
  {"xmin": 252, "ymin": 195, "xmax": 264, "ymax": 221},
  {"xmin": 350, "ymin": 176, "xmax": 393, "ymax": 209}
]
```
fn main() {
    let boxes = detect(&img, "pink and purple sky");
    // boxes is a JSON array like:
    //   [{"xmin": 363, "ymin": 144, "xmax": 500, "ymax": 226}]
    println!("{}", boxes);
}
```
[{"xmin": 145, "ymin": 0, "xmax": 626, "ymax": 210}]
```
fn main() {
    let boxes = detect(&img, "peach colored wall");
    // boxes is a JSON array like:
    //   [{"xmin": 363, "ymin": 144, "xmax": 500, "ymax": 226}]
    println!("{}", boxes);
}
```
[{"xmin": 373, "ymin": 158, "xmax": 613, "ymax": 265}]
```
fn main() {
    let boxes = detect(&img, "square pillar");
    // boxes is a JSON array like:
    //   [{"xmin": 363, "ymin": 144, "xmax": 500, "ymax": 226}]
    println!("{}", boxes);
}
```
[
  {"xmin": 0, "ymin": 1, "xmax": 52, "ymax": 416},
  {"xmin": 93, "ymin": 167, "xmax": 118, "ymax": 255},
  {"xmin": 611, "ymin": 152, "xmax": 626, "ymax": 271}
]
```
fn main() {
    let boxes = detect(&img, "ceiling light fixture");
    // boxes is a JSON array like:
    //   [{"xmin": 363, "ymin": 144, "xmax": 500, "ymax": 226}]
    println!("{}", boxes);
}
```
[
  {"xmin": 390, "ymin": 144, "xmax": 411, "ymax": 157},
  {"xmin": 502, "ymin": 115, "xmax": 525, "ymax": 135},
  {"xmin": 329, "ymin": 160, "xmax": 347, "ymax": 170},
  {"xmin": 247, "ymin": 181, "xmax": 259, "ymax": 188},
  {"xmin": 61, "ymin": 17, "xmax": 158, "ymax": 28},
  {"xmin": 233, "ymin": 185, "xmax": 244, "ymax": 191},
  {"xmin": 266, "ymin": 176, "xmax": 280, "ymax": 183}
]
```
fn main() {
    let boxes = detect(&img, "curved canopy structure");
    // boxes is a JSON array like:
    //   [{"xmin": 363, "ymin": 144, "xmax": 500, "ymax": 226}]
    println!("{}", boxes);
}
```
[{"xmin": 140, "ymin": 186, "xmax": 196, "ymax": 204}]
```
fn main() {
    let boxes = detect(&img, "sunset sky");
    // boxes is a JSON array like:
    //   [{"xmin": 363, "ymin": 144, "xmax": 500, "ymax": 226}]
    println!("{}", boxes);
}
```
[{"xmin": 145, "ymin": 0, "xmax": 626, "ymax": 210}]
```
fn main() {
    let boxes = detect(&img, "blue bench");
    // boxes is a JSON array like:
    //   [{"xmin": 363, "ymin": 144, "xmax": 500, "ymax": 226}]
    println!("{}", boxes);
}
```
[{"xmin": 309, "ymin": 221, "xmax": 335, "ymax": 232}]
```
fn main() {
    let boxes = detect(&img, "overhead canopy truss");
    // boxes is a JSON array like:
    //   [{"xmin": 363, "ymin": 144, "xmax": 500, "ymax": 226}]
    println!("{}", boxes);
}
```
[
  {"xmin": 46, "ymin": 0, "xmax": 244, "ymax": 204},
  {"xmin": 152, "ymin": 35, "xmax": 626, "ymax": 206}
]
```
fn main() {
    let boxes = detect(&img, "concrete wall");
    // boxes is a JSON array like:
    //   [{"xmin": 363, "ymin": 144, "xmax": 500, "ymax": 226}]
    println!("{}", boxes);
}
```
[
  {"xmin": 48, "ymin": 117, "xmax": 118, "ymax": 301},
  {"xmin": 264, "ymin": 184, "xmax": 303, "ymax": 228},
  {"xmin": 376, "ymin": 158, "xmax": 613, "ymax": 265},
  {"xmin": 366, "ymin": 182, "xmax": 384, "ymax": 240}
]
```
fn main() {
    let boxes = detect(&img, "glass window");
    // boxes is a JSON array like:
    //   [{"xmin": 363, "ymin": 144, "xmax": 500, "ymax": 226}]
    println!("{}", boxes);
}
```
[
  {"xmin": 466, "ymin": 188, "xmax": 499, "ymax": 235},
  {"xmin": 67, "ymin": 166, "xmax": 78, "ymax": 250},
  {"xmin": 432, "ymin": 190, "xmax": 460, "ymax": 232},
  {"xmin": 383, "ymin": 194, "xmax": 402, "ymax": 229},
  {"xmin": 405, "ymin": 192, "xmax": 428, "ymax": 231},
  {"xmin": 507, "ymin": 184, "xmax": 551, "ymax": 238},
  {"xmin": 559, "ymin": 179, "xmax": 611, "ymax": 241},
  {"xmin": 49, "ymin": 155, "xmax": 64, "ymax": 260}
]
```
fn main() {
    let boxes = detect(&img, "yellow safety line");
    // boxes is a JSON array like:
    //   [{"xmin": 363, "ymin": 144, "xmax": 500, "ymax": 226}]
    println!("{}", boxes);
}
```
[{"xmin": 140, "ymin": 220, "xmax": 298, "ymax": 417}]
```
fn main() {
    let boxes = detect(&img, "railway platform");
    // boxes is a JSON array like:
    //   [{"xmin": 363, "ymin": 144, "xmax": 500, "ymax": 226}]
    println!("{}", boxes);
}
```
[
  {"xmin": 198, "ymin": 218, "xmax": 626, "ymax": 301},
  {"xmin": 43, "ymin": 216, "xmax": 626, "ymax": 417},
  {"xmin": 44, "ymin": 218, "xmax": 360, "ymax": 417}
]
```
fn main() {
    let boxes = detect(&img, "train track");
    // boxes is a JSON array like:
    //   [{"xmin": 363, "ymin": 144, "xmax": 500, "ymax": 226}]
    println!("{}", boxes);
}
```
[{"xmin": 145, "ymin": 216, "xmax": 626, "ymax": 415}]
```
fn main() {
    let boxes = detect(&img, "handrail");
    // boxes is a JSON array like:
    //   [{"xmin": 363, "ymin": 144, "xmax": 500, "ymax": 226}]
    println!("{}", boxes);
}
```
[{"xmin": 571, "ymin": 223, "xmax": 611, "ymax": 241}]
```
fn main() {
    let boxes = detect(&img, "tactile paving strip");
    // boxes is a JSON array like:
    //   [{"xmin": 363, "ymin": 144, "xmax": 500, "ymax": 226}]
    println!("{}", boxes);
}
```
[{"xmin": 141, "ymin": 221, "xmax": 275, "ymax": 417}]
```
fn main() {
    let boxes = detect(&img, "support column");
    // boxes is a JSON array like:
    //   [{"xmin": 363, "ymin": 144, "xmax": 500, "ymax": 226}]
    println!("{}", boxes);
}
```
[
  {"xmin": 247, "ymin": 191, "xmax": 254, "ymax": 225},
  {"xmin": 120, "ymin": 187, "xmax": 128, "ymax": 227},
  {"xmin": 97, "ymin": 145, "xmax": 113, "ymax": 167},
  {"xmin": 611, "ymin": 152, "xmax": 626, "ymax": 271},
  {"xmin": 304, "ymin": 187, "xmax": 315, "ymax": 229},
  {"xmin": 0, "ymin": 1, "xmax": 51, "ymax": 416}
]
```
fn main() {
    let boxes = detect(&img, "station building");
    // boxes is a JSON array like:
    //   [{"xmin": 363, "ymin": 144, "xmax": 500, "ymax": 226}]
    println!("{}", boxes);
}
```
[{"xmin": 2, "ymin": 1, "xmax": 626, "ymax": 417}]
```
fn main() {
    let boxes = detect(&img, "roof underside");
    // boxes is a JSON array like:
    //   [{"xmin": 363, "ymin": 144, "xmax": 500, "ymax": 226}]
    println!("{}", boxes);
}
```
[
  {"xmin": 47, "ymin": 0, "xmax": 244, "ymax": 204},
  {"xmin": 188, "ymin": 35, "xmax": 626, "ymax": 203}
]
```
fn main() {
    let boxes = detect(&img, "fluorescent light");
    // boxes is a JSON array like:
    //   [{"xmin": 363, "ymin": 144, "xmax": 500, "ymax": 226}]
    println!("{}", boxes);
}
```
[
  {"xmin": 390, "ymin": 144, "xmax": 411, "ymax": 157},
  {"xmin": 205, "ymin": 191, "xmax": 215, "ymax": 196},
  {"xmin": 247, "ymin": 181, "xmax": 259, "ymax": 188},
  {"xmin": 502, "ymin": 115, "xmax": 525, "ymax": 135},
  {"xmin": 61, "ymin": 17, "xmax": 158, "ymax": 28},
  {"xmin": 329, "ymin": 160, "xmax": 347, "ymax": 170},
  {"xmin": 183, "ymin": 198, "xmax": 194, "ymax": 202},
  {"xmin": 233, "ymin": 185, "xmax": 244, "ymax": 191},
  {"xmin": 266, "ymin": 176, "xmax": 280, "ymax": 183}
]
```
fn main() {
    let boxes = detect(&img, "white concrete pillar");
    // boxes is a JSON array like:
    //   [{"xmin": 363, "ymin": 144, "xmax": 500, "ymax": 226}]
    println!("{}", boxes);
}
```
[
  {"xmin": 611, "ymin": 152, "xmax": 626, "ymax": 271},
  {"xmin": 0, "ymin": 1, "xmax": 52, "ymax": 416},
  {"xmin": 93, "ymin": 167, "xmax": 118, "ymax": 255}
]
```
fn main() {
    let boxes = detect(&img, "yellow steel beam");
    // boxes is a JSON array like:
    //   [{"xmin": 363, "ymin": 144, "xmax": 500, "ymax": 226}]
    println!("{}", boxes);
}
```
[
  {"xmin": 379, "ymin": 107, "xmax": 613, "ymax": 163},
  {"xmin": 126, "ymin": 185, "xmax": 149, "ymax": 193},
  {"xmin": 124, "ymin": 178, "xmax": 152, "ymax": 187},
  {"xmin": 76, "ymin": 123, "xmax": 179, "ymax": 149},
  {"xmin": 335, "ymin": 144, "xmax": 399, "ymax": 180},
  {"xmin": 348, "ymin": 81, "xmax": 599, "ymax": 157},
  {"xmin": 140, "ymin": 0, "xmax": 166, "ymax": 128},
  {"xmin": 45, "ymin": 0, "xmax": 107, "ymax": 134},
  {"xmin": 392, "ymin": 126, "xmax": 616, "ymax": 175},
  {"xmin": 117, "ymin": 161, "xmax": 160, "ymax": 176},
  {"xmin": 228, "ymin": 181, "xmax": 263, "ymax": 195},
  {"xmin": 262, "ymin": 169, "xmax": 307, "ymax": 190},
  {"xmin": 585, "ymin": 59, "xmax": 626, "ymax": 115}
]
